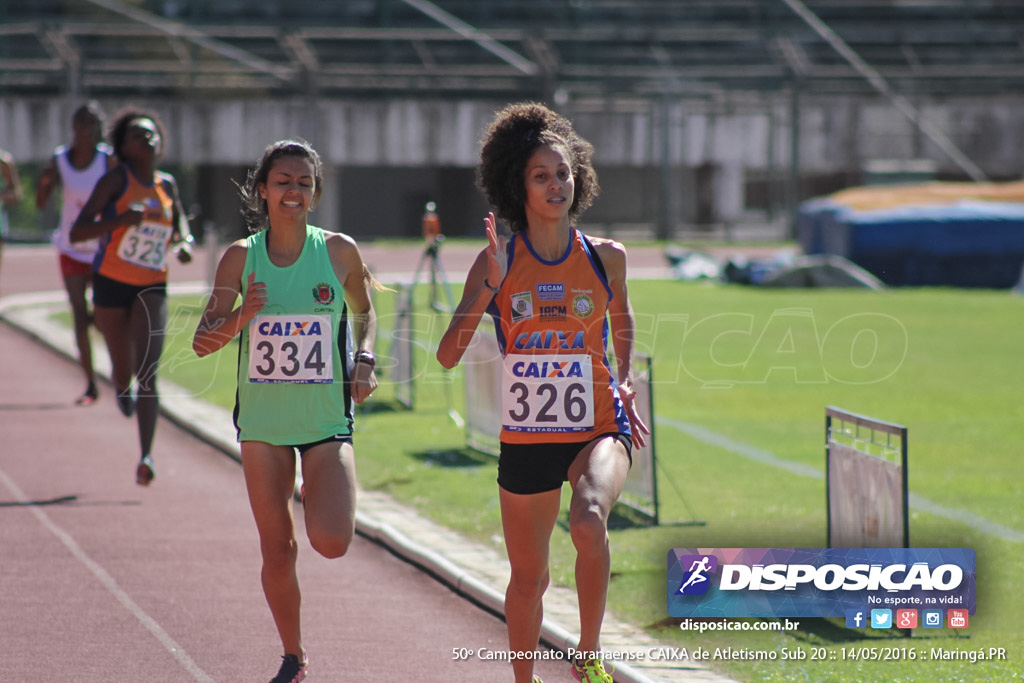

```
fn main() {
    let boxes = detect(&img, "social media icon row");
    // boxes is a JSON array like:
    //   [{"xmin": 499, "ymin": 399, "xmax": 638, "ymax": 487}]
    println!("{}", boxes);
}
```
[{"xmin": 845, "ymin": 608, "xmax": 968, "ymax": 629}]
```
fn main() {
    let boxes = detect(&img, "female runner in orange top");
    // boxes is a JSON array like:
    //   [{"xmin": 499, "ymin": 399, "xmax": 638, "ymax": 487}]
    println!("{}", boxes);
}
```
[
  {"xmin": 437, "ymin": 102, "xmax": 648, "ymax": 683},
  {"xmin": 71, "ymin": 106, "xmax": 193, "ymax": 486}
]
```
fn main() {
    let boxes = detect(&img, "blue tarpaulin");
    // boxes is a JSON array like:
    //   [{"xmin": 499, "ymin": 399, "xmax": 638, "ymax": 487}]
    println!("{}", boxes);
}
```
[{"xmin": 798, "ymin": 199, "xmax": 1024, "ymax": 288}]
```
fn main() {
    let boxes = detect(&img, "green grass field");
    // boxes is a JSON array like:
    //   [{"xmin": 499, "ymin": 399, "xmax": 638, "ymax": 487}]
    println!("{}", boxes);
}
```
[{"xmin": 100, "ymin": 271, "xmax": 1022, "ymax": 683}]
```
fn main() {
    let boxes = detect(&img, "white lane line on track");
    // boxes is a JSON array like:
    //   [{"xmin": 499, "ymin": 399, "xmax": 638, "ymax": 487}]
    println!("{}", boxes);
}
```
[
  {"xmin": 658, "ymin": 416, "xmax": 1024, "ymax": 544},
  {"xmin": 0, "ymin": 466, "xmax": 216, "ymax": 683}
]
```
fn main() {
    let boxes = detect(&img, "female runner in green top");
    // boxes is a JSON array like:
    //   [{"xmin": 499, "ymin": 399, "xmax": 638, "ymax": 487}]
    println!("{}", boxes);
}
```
[{"xmin": 193, "ymin": 138, "xmax": 380, "ymax": 683}]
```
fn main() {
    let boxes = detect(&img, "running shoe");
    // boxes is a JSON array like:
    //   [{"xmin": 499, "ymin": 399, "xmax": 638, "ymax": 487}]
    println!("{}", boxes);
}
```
[
  {"xmin": 116, "ymin": 387, "xmax": 135, "ymax": 417},
  {"xmin": 533, "ymin": 677, "xmax": 544, "ymax": 683},
  {"xmin": 75, "ymin": 382, "xmax": 99, "ymax": 406},
  {"xmin": 270, "ymin": 653, "xmax": 308, "ymax": 683},
  {"xmin": 572, "ymin": 657, "xmax": 614, "ymax": 682},
  {"xmin": 136, "ymin": 456, "xmax": 154, "ymax": 486}
]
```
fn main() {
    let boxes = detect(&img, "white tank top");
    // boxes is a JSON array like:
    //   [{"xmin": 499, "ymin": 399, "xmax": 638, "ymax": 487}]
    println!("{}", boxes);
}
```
[{"xmin": 52, "ymin": 143, "xmax": 112, "ymax": 263}]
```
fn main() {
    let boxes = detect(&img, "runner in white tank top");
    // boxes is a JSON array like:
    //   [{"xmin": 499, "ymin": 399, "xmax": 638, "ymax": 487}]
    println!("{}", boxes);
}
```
[
  {"xmin": 50, "ymin": 141, "xmax": 112, "ymax": 262},
  {"xmin": 36, "ymin": 102, "xmax": 117, "ymax": 405}
]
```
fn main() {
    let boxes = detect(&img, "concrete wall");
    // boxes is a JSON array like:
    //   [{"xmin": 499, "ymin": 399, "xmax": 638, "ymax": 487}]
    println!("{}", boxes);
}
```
[{"xmin": 3, "ymin": 95, "xmax": 1023, "ymax": 241}]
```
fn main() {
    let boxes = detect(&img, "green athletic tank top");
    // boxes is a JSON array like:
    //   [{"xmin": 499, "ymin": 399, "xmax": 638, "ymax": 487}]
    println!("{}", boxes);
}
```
[{"xmin": 234, "ymin": 225, "xmax": 353, "ymax": 445}]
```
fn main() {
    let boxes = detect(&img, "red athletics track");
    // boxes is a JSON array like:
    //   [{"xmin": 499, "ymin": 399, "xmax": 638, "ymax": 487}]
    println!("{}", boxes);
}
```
[{"xmin": 0, "ymin": 243, "xmax": 572, "ymax": 682}]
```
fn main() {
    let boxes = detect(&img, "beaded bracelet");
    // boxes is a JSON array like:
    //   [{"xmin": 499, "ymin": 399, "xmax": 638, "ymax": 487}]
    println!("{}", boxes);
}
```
[{"xmin": 354, "ymin": 350, "xmax": 376, "ymax": 368}]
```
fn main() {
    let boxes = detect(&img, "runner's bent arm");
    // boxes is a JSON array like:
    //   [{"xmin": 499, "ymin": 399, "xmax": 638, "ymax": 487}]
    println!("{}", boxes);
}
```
[
  {"xmin": 35, "ymin": 156, "xmax": 59, "ymax": 210},
  {"xmin": 436, "ymin": 212, "xmax": 504, "ymax": 369},
  {"xmin": 598, "ymin": 239, "xmax": 650, "ymax": 449},
  {"xmin": 193, "ymin": 243, "xmax": 265, "ymax": 357},
  {"xmin": 69, "ymin": 167, "xmax": 140, "ymax": 242},
  {"xmin": 329, "ymin": 232, "xmax": 378, "ymax": 404},
  {"xmin": 162, "ymin": 174, "xmax": 193, "ymax": 263},
  {"xmin": 0, "ymin": 153, "xmax": 22, "ymax": 206}
]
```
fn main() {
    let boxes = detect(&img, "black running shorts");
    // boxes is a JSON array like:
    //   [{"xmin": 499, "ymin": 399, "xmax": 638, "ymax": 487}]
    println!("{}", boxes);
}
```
[
  {"xmin": 92, "ymin": 272, "xmax": 166, "ymax": 310},
  {"xmin": 497, "ymin": 432, "xmax": 631, "ymax": 495}
]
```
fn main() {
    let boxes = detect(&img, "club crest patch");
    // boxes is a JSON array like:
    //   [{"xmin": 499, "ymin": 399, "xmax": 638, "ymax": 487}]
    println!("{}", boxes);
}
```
[
  {"xmin": 510, "ymin": 291, "xmax": 534, "ymax": 323},
  {"xmin": 312, "ymin": 282, "xmax": 336, "ymax": 305},
  {"xmin": 572, "ymin": 293, "xmax": 594, "ymax": 318}
]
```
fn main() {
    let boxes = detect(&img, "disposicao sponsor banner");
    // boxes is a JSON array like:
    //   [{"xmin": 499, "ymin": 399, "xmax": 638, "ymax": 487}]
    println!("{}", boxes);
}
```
[{"xmin": 667, "ymin": 548, "xmax": 975, "ymax": 618}]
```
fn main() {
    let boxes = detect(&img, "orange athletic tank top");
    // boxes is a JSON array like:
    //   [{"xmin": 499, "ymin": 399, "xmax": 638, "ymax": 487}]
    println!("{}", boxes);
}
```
[
  {"xmin": 93, "ymin": 168, "xmax": 175, "ymax": 286},
  {"xmin": 487, "ymin": 229, "xmax": 630, "ymax": 444}
]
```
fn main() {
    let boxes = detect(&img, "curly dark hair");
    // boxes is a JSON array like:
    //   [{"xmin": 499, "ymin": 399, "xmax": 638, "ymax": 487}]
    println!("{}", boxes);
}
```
[
  {"xmin": 477, "ymin": 101, "xmax": 599, "ymax": 234},
  {"xmin": 107, "ymin": 106, "xmax": 167, "ymax": 161},
  {"xmin": 238, "ymin": 138, "xmax": 323, "ymax": 233}
]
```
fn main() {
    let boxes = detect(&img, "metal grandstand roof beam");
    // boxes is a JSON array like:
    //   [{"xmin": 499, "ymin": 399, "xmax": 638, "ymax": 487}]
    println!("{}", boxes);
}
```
[
  {"xmin": 774, "ymin": 35, "xmax": 811, "ymax": 77},
  {"xmin": 779, "ymin": 0, "xmax": 988, "ymax": 182},
  {"xmin": 400, "ymin": 0, "xmax": 538, "ymax": 76},
  {"xmin": 166, "ymin": 36, "xmax": 193, "ymax": 69},
  {"xmin": 40, "ymin": 29, "xmax": 80, "ymax": 69},
  {"xmin": 410, "ymin": 39, "xmax": 437, "ymax": 69},
  {"xmin": 3, "ymin": 3, "xmax": 1023, "ymax": 100},
  {"xmin": 900, "ymin": 44, "xmax": 922, "ymax": 72},
  {"xmin": 280, "ymin": 32, "xmax": 320, "ymax": 73},
  {"xmin": 523, "ymin": 35, "xmax": 560, "ymax": 76},
  {"xmin": 38, "ymin": 27, "xmax": 82, "ymax": 96},
  {"xmin": 80, "ymin": 0, "xmax": 294, "ymax": 84}
]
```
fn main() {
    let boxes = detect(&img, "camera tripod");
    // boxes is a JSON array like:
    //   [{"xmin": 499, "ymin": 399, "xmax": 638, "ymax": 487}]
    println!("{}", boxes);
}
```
[{"xmin": 411, "ymin": 234, "xmax": 456, "ymax": 313}]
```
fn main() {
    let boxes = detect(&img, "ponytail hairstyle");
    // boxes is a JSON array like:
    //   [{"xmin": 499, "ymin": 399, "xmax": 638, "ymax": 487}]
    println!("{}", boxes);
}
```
[
  {"xmin": 238, "ymin": 138, "xmax": 323, "ymax": 233},
  {"xmin": 237, "ymin": 138, "xmax": 390, "ymax": 293}
]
